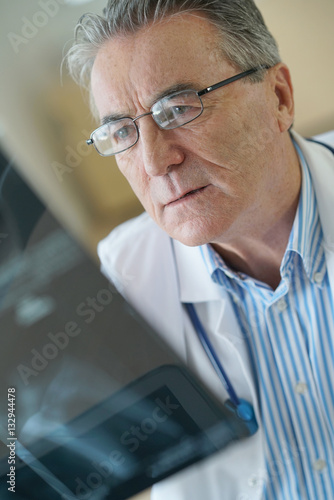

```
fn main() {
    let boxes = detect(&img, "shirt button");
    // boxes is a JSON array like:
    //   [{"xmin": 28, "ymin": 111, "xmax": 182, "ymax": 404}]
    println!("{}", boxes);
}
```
[
  {"xmin": 313, "ymin": 272, "xmax": 324, "ymax": 284},
  {"xmin": 295, "ymin": 382, "xmax": 308, "ymax": 395},
  {"xmin": 313, "ymin": 459, "xmax": 327, "ymax": 472},
  {"xmin": 277, "ymin": 298, "xmax": 287, "ymax": 312}
]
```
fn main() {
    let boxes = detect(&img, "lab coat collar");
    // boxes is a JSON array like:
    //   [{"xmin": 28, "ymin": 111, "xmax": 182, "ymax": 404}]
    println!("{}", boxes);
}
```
[
  {"xmin": 291, "ymin": 131, "xmax": 334, "ymax": 249},
  {"xmin": 172, "ymin": 239, "xmax": 223, "ymax": 303},
  {"xmin": 293, "ymin": 131, "xmax": 334, "ymax": 299}
]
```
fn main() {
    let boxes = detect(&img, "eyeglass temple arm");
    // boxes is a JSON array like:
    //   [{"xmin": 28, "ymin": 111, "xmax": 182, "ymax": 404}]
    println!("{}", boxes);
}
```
[{"xmin": 198, "ymin": 65, "xmax": 270, "ymax": 97}]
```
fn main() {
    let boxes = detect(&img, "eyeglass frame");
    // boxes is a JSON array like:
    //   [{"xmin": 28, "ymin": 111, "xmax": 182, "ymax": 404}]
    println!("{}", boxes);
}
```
[{"xmin": 86, "ymin": 64, "xmax": 270, "ymax": 157}]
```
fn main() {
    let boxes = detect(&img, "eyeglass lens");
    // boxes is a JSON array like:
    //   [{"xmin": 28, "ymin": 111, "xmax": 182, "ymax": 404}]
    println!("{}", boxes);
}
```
[
  {"xmin": 92, "ymin": 117, "xmax": 139, "ymax": 156},
  {"xmin": 151, "ymin": 90, "xmax": 203, "ymax": 130}
]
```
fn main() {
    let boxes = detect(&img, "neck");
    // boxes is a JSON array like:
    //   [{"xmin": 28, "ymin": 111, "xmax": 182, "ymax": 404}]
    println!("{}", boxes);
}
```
[{"xmin": 212, "ymin": 135, "xmax": 301, "ymax": 290}]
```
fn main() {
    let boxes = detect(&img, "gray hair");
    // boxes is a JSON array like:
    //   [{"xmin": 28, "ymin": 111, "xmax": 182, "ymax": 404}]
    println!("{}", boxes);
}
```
[{"xmin": 66, "ymin": 0, "xmax": 281, "ymax": 108}]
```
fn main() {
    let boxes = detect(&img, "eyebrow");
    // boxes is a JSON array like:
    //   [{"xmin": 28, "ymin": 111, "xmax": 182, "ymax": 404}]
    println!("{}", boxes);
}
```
[
  {"xmin": 101, "ymin": 81, "xmax": 199, "ymax": 125},
  {"xmin": 101, "ymin": 112, "xmax": 128, "ymax": 126}
]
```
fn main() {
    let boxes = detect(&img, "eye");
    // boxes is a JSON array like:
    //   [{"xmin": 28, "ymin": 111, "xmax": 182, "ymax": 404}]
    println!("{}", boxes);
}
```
[
  {"xmin": 113, "ymin": 125, "xmax": 131, "ymax": 141},
  {"xmin": 171, "ymin": 105, "xmax": 192, "ymax": 116}
]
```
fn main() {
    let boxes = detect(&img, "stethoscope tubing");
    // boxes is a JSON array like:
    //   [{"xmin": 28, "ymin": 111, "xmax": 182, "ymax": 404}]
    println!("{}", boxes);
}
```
[{"xmin": 184, "ymin": 302, "xmax": 240, "ymax": 407}]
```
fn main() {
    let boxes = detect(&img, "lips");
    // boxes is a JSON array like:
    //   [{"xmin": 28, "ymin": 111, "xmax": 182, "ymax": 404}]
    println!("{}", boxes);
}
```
[
  {"xmin": 179, "ymin": 187, "xmax": 205, "ymax": 200},
  {"xmin": 167, "ymin": 185, "xmax": 208, "ymax": 205}
]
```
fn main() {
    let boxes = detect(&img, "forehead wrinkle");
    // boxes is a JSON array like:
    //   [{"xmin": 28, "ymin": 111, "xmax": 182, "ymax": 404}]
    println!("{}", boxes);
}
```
[
  {"xmin": 124, "ymin": 19, "xmax": 213, "ymax": 106},
  {"xmin": 92, "ymin": 37, "xmax": 143, "ymax": 119},
  {"xmin": 92, "ymin": 13, "xmax": 234, "ymax": 126}
]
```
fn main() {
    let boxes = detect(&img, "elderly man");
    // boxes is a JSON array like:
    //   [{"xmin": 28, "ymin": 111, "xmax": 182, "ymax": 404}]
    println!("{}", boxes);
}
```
[{"xmin": 67, "ymin": 1, "xmax": 334, "ymax": 499}]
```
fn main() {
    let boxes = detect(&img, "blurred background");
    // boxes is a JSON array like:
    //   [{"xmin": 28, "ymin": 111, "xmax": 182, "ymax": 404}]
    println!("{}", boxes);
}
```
[{"xmin": 0, "ymin": 0, "xmax": 333, "ymax": 262}]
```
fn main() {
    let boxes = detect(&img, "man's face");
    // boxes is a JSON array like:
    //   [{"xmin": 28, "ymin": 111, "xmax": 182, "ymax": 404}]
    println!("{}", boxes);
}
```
[{"xmin": 91, "ymin": 14, "xmax": 290, "ymax": 247}]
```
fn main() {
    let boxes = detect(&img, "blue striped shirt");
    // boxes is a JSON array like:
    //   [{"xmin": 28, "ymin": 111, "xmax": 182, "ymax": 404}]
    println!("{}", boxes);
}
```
[{"xmin": 200, "ymin": 143, "xmax": 334, "ymax": 499}]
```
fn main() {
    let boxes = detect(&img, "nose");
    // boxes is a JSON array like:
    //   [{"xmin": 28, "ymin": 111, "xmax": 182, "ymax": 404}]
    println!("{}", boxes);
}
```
[{"xmin": 137, "ymin": 118, "xmax": 184, "ymax": 177}]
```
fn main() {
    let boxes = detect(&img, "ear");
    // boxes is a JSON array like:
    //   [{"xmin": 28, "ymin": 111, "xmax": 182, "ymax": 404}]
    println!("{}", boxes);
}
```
[{"xmin": 270, "ymin": 63, "xmax": 295, "ymax": 133}]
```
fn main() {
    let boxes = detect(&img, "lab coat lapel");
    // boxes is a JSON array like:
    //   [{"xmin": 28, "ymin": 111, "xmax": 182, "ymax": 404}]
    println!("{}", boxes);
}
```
[
  {"xmin": 171, "ymin": 240, "xmax": 265, "ymax": 496},
  {"xmin": 171, "ymin": 239, "xmax": 251, "ymax": 357},
  {"xmin": 172, "ymin": 239, "xmax": 258, "ymax": 407},
  {"xmin": 172, "ymin": 239, "xmax": 237, "ymax": 340}
]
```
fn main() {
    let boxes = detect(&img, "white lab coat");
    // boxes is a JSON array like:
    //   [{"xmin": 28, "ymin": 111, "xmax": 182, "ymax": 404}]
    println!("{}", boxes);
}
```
[{"xmin": 98, "ymin": 131, "xmax": 334, "ymax": 500}]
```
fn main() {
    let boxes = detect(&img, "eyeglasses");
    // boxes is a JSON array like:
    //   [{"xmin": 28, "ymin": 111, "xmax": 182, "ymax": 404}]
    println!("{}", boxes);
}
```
[{"xmin": 86, "ymin": 65, "xmax": 270, "ymax": 157}]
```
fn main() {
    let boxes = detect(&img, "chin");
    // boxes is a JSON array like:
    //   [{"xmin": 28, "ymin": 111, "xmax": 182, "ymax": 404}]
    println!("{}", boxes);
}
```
[
  {"xmin": 168, "ymin": 225, "xmax": 217, "ymax": 248},
  {"xmin": 158, "ymin": 212, "xmax": 231, "ymax": 247}
]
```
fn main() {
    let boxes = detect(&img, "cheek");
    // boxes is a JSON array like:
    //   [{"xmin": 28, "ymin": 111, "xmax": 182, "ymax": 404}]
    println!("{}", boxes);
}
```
[
  {"xmin": 116, "ymin": 155, "xmax": 152, "ymax": 205},
  {"xmin": 206, "ymin": 104, "xmax": 277, "ymax": 175},
  {"xmin": 233, "ymin": 99, "xmax": 279, "ymax": 158}
]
